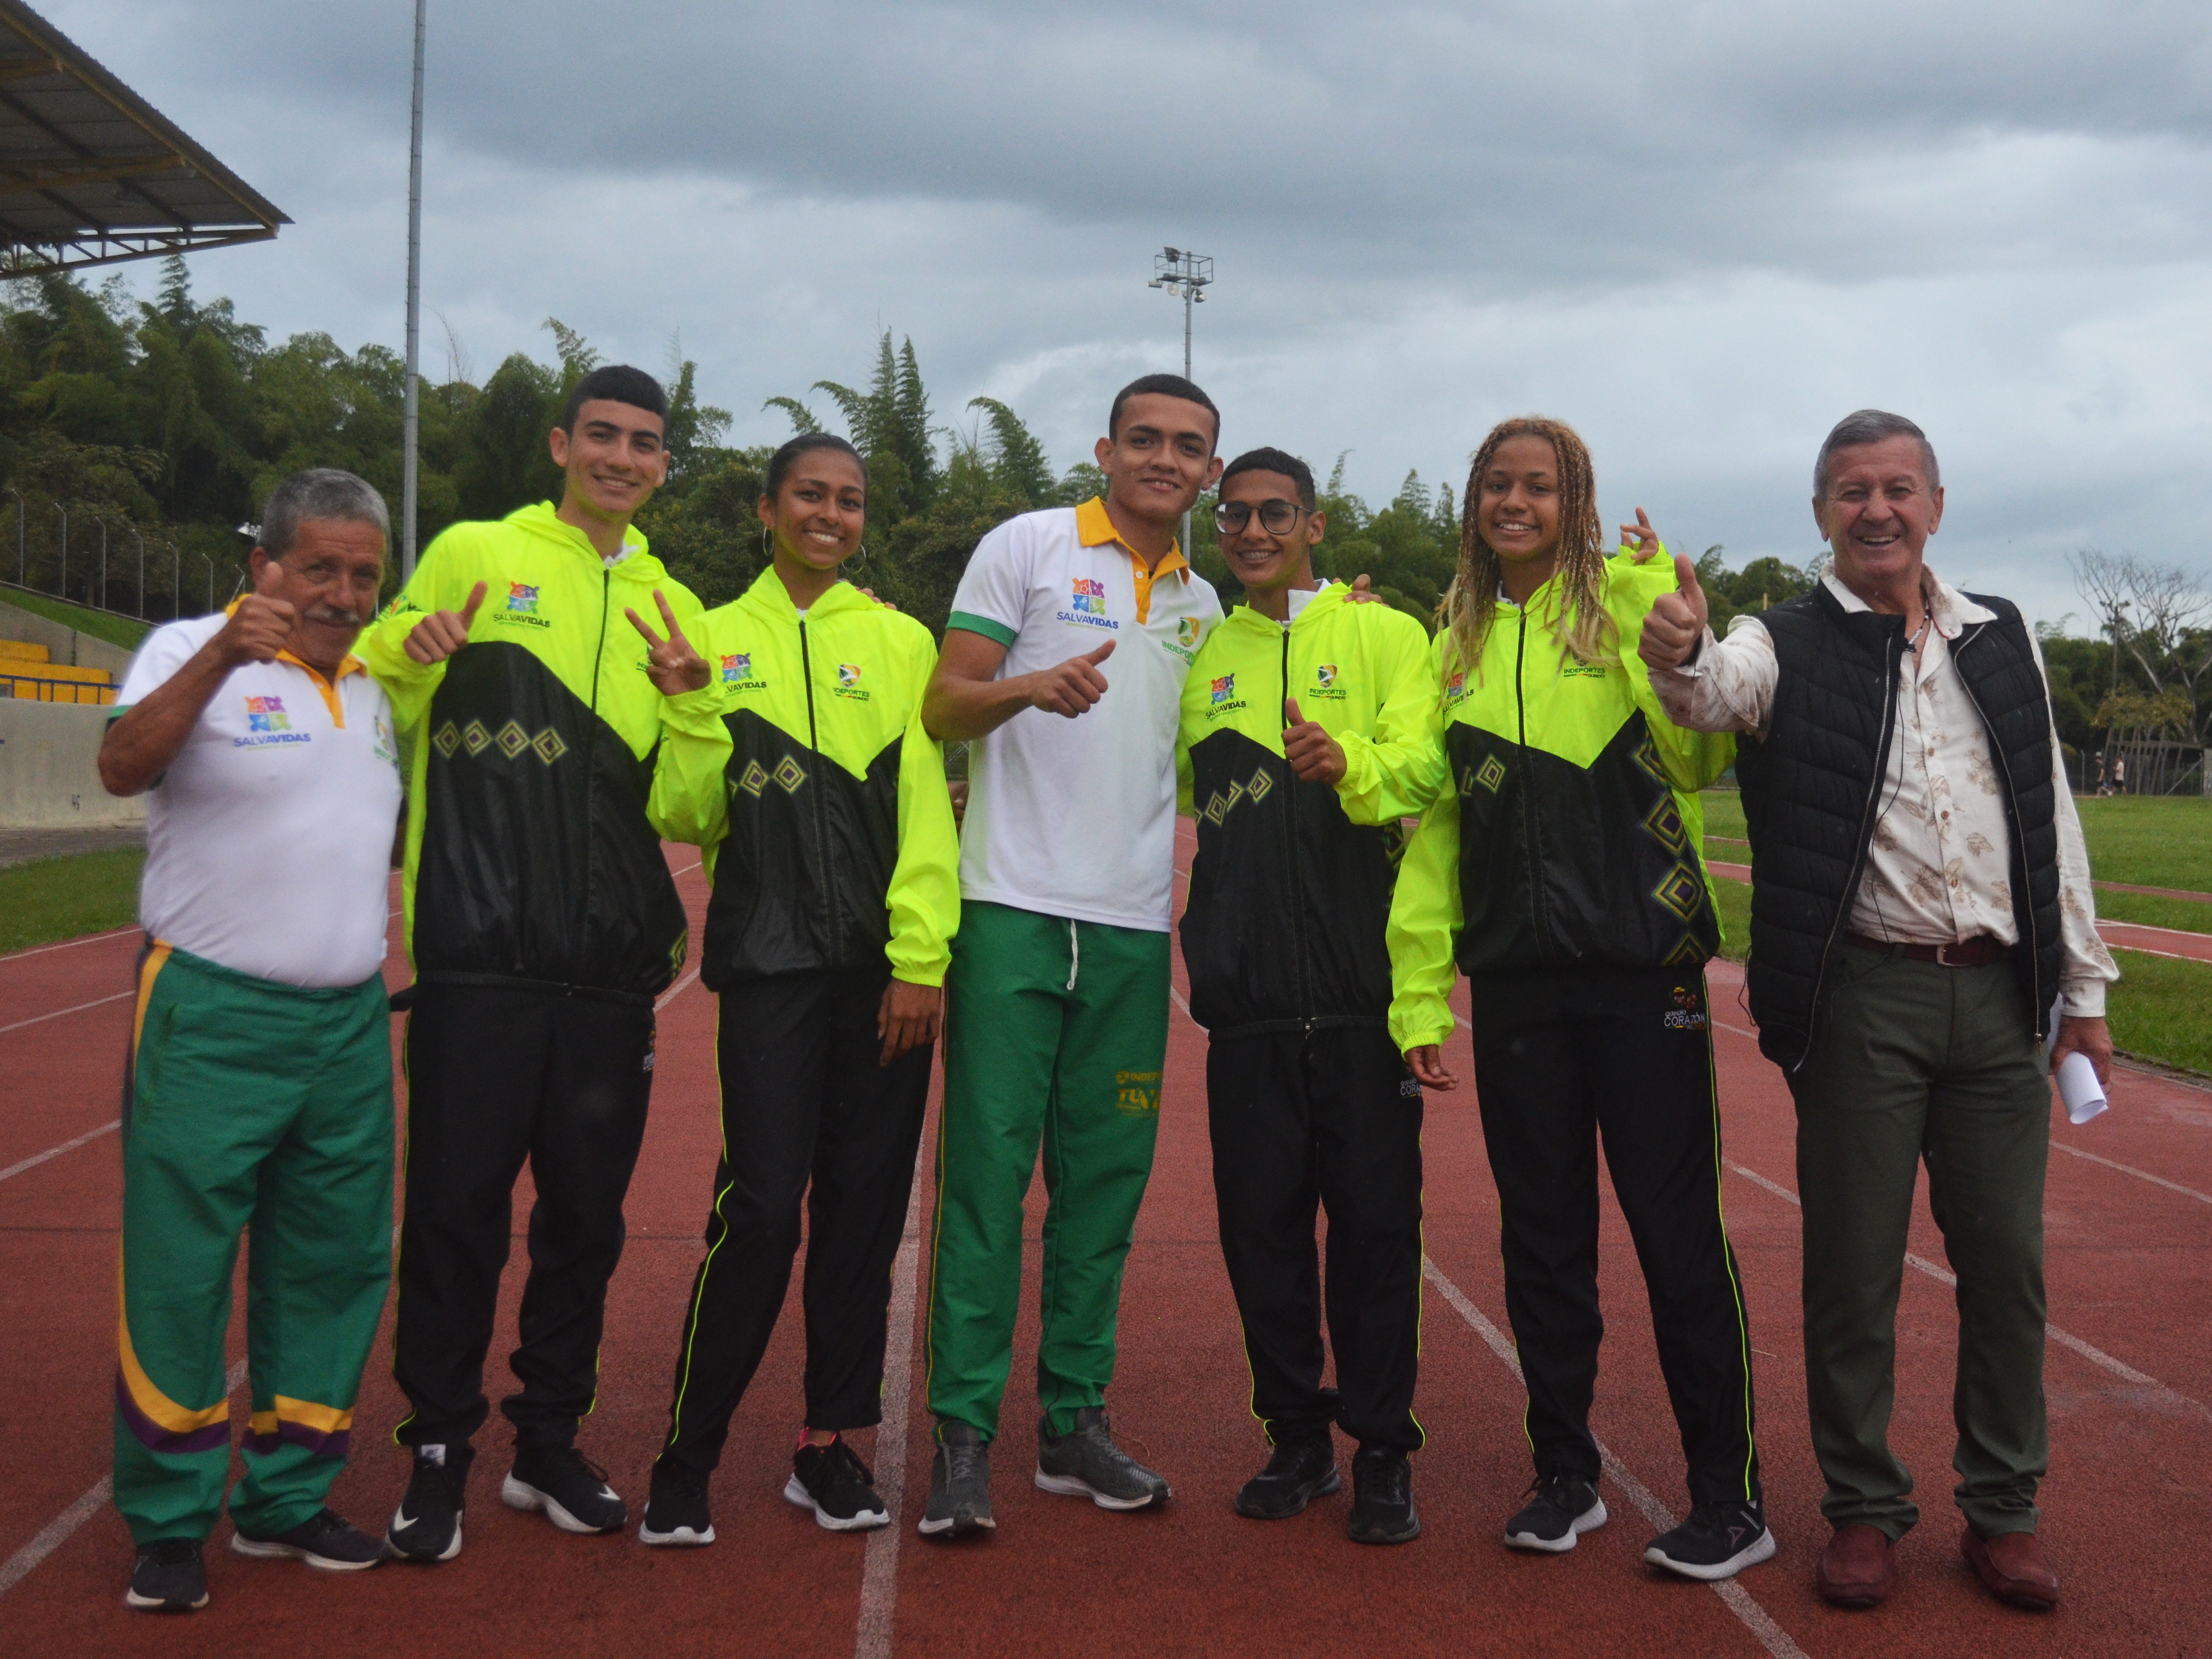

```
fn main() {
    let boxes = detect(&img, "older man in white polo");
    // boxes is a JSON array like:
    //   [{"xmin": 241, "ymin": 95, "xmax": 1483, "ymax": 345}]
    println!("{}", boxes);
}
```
[
  {"xmin": 1638, "ymin": 411, "xmax": 2116, "ymax": 1614},
  {"xmin": 100, "ymin": 469, "xmax": 403, "ymax": 1613}
]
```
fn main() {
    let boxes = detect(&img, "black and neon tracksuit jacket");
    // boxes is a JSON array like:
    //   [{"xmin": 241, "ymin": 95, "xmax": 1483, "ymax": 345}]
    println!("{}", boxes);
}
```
[
  {"xmin": 359, "ymin": 503, "xmax": 730, "ymax": 1003},
  {"xmin": 1387, "ymin": 555, "xmax": 1735, "ymax": 1053},
  {"xmin": 1176, "ymin": 582, "xmax": 1447, "ymax": 1035},
  {"xmin": 678, "ymin": 569, "xmax": 959, "ymax": 991}
]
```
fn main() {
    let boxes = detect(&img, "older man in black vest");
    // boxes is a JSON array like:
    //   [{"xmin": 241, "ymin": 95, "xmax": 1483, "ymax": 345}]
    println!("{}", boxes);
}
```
[{"xmin": 1638, "ymin": 410, "xmax": 2116, "ymax": 1615}]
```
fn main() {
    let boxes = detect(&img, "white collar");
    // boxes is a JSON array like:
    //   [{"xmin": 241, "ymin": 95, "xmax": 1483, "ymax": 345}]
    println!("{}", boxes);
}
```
[{"xmin": 1818, "ymin": 560, "xmax": 1996, "ymax": 640}]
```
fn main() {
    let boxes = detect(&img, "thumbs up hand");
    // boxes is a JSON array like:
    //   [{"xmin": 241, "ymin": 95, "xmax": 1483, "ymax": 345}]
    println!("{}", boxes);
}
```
[
  {"xmin": 1639, "ymin": 554, "xmax": 1710, "ymax": 671},
  {"xmin": 1283, "ymin": 696, "xmax": 1347, "ymax": 784},
  {"xmin": 404, "ymin": 580, "xmax": 487, "ymax": 665}
]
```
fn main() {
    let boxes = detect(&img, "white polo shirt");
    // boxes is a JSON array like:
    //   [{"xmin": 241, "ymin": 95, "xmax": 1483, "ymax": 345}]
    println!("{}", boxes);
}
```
[
  {"xmin": 116, "ymin": 613, "xmax": 404, "ymax": 988},
  {"xmin": 947, "ymin": 498, "xmax": 1220, "ymax": 932}
]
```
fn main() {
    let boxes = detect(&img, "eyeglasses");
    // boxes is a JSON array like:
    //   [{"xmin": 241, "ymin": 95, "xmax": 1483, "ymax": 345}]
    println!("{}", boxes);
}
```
[{"xmin": 1213, "ymin": 498, "xmax": 1307, "ymax": 535}]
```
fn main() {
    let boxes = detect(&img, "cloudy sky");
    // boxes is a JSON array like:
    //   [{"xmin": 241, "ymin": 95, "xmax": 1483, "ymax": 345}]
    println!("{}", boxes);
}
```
[{"xmin": 42, "ymin": 0, "xmax": 2212, "ymax": 623}]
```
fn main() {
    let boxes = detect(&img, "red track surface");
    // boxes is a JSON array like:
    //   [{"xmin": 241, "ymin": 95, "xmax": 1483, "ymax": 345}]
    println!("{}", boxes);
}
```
[{"xmin": 2, "ymin": 830, "xmax": 2208, "ymax": 1656}]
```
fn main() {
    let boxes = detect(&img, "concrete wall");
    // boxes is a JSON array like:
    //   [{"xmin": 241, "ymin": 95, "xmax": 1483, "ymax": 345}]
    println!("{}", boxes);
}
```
[
  {"xmin": 0, "ymin": 596, "xmax": 140, "ymax": 680},
  {"xmin": 0, "ymin": 699, "xmax": 143, "ymax": 829}
]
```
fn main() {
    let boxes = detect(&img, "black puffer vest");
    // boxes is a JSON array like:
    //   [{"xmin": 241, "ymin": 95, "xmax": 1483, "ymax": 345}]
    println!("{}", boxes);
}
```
[{"xmin": 1734, "ymin": 582, "xmax": 2063, "ymax": 1072}]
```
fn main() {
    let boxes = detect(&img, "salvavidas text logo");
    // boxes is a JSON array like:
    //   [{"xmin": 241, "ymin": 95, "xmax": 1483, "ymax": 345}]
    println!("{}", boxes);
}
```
[
  {"xmin": 1207, "ymin": 672, "xmax": 1248, "ymax": 716},
  {"xmin": 720, "ymin": 652, "xmax": 766, "ymax": 689},
  {"xmin": 234, "ymin": 693, "xmax": 310, "ymax": 748},
  {"xmin": 1057, "ymin": 575, "xmax": 1118, "ymax": 632},
  {"xmin": 496, "ymin": 580, "xmax": 551, "ymax": 629}
]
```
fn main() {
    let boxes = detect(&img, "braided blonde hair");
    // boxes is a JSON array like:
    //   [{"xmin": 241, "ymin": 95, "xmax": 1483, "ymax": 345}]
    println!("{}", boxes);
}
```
[{"xmin": 1437, "ymin": 416, "xmax": 1616, "ymax": 685}]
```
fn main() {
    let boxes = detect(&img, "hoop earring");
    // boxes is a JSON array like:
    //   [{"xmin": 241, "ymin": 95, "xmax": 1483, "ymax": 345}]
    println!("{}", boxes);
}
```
[
  {"xmin": 849, "ymin": 543, "xmax": 869, "ymax": 568},
  {"xmin": 760, "ymin": 524, "xmax": 773, "ymax": 559}
]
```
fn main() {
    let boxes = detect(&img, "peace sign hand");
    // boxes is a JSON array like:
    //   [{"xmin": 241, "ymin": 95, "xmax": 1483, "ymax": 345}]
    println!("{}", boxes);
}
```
[{"xmin": 625, "ymin": 590, "xmax": 712, "ymax": 695}]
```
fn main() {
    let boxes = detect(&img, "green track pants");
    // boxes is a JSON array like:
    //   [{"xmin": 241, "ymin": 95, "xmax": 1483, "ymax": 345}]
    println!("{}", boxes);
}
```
[
  {"xmin": 114, "ymin": 943, "xmax": 394, "ymax": 1544},
  {"xmin": 925, "ymin": 901, "xmax": 1170, "ymax": 1441}
]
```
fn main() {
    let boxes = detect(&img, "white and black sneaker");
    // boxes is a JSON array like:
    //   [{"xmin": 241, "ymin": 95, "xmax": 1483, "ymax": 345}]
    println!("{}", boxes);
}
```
[
  {"xmin": 502, "ymin": 1443, "xmax": 627, "ymax": 1535},
  {"xmin": 638, "ymin": 1458, "xmax": 715, "ymax": 1547},
  {"xmin": 785, "ymin": 1438, "xmax": 890, "ymax": 1531},
  {"xmin": 1645, "ymin": 1499, "xmax": 1776, "ymax": 1581},
  {"xmin": 386, "ymin": 1444, "xmax": 470, "ymax": 1563},
  {"xmin": 1035, "ymin": 1407, "xmax": 1169, "ymax": 1511},
  {"xmin": 1504, "ymin": 1474, "xmax": 1608, "ymax": 1553},
  {"xmin": 126, "ymin": 1539, "xmax": 208, "ymax": 1611},
  {"xmin": 231, "ymin": 1508, "xmax": 383, "ymax": 1571}
]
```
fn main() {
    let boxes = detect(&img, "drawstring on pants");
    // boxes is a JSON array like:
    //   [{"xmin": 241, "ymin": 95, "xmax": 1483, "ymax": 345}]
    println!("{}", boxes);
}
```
[{"xmin": 1066, "ymin": 919, "xmax": 1080, "ymax": 992}]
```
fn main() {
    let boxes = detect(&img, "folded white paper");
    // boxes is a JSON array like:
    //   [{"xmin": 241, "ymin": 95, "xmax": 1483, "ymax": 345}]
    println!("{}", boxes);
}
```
[{"xmin": 2056, "ymin": 1051, "xmax": 2107, "ymax": 1125}]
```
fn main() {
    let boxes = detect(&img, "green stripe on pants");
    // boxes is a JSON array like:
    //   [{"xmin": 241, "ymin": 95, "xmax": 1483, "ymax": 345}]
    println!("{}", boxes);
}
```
[
  {"xmin": 115, "ymin": 946, "xmax": 393, "ymax": 1544},
  {"xmin": 925, "ymin": 901, "xmax": 1170, "ymax": 1442}
]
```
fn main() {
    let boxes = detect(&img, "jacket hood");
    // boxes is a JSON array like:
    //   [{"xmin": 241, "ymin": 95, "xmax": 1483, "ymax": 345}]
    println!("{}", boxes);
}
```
[{"xmin": 505, "ymin": 501, "xmax": 670, "ymax": 584}]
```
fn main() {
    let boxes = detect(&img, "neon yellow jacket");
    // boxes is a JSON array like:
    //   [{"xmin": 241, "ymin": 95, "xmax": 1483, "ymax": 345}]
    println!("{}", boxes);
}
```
[
  {"xmin": 358, "ymin": 502, "xmax": 729, "ymax": 1000},
  {"xmin": 1387, "ymin": 554, "xmax": 1735, "ymax": 1052},
  {"xmin": 682, "ymin": 568, "xmax": 959, "ymax": 989},
  {"xmin": 1176, "ymin": 581, "xmax": 1446, "ymax": 1033}
]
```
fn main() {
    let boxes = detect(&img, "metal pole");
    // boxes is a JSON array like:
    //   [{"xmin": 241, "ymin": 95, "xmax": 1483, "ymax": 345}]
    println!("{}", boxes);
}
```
[
  {"xmin": 130, "ymin": 525, "xmax": 144, "ymax": 618},
  {"xmin": 402, "ymin": 0, "xmax": 425, "ymax": 580},
  {"xmin": 5, "ymin": 487, "xmax": 19, "ymax": 584},
  {"xmin": 170, "ymin": 541, "xmax": 179, "ymax": 621},
  {"xmin": 55, "ymin": 503, "xmax": 66, "ymax": 600},
  {"xmin": 97, "ymin": 518, "xmax": 107, "ymax": 610},
  {"xmin": 1181, "ymin": 284, "xmax": 1194, "ymax": 556},
  {"xmin": 204, "ymin": 553, "xmax": 215, "ymax": 616}
]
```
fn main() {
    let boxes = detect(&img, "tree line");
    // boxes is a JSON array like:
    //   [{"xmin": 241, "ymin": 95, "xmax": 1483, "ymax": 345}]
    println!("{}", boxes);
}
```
[{"xmin": 3, "ymin": 264, "xmax": 2202, "ymax": 779}]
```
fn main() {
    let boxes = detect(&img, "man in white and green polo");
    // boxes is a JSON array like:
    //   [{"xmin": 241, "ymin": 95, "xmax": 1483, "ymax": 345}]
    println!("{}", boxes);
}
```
[{"xmin": 916, "ymin": 374, "xmax": 1223, "ymax": 1537}]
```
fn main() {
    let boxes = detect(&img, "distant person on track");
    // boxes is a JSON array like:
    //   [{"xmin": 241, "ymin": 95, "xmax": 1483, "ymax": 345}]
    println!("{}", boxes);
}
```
[
  {"xmin": 1639, "ymin": 408, "xmax": 2118, "ymax": 1613},
  {"xmin": 1393, "ymin": 417, "xmax": 1775, "ymax": 1582},
  {"xmin": 97, "ymin": 469, "xmax": 402, "ymax": 1612},
  {"xmin": 636, "ymin": 434, "xmax": 959, "ymax": 1546},
  {"xmin": 1176, "ymin": 448, "xmax": 1445, "ymax": 1544},
  {"xmin": 913, "ymin": 374, "xmax": 1225, "ymax": 1537},
  {"xmin": 357, "ymin": 365, "xmax": 731, "ymax": 1563}
]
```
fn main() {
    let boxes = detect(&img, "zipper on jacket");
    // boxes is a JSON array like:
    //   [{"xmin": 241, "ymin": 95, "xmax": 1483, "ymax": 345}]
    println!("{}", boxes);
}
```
[
  {"xmin": 1796, "ymin": 626, "xmax": 1906, "ymax": 1074},
  {"xmin": 797, "ymin": 618, "xmax": 836, "ymax": 941},
  {"xmin": 1512, "ymin": 605, "xmax": 1549, "ymax": 957},
  {"xmin": 1282, "ymin": 625, "xmax": 1314, "ymax": 1027},
  {"xmin": 1950, "ymin": 624, "xmax": 2046, "ymax": 1041},
  {"xmin": 584, "ymin": 566, "xmax": 610, "ymax": 957}
]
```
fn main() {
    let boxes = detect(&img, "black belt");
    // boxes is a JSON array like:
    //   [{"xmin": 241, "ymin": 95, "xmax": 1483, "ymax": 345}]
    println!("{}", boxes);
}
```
[{"xmin": 1842, "ymin": 932, "xmax": 2013, "ymax": 967}]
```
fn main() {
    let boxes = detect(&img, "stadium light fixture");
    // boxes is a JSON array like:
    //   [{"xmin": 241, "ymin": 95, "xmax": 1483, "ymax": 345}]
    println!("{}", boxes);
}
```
[{"xmin": 1148, "ymin": 246, "xmax": 1214, "ymax": 554}]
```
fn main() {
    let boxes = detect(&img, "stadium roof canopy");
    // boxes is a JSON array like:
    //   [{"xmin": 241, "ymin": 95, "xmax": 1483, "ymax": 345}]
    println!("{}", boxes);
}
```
[{"xmin": 0, "ymin": 0, "xmax": 286, "ymax": 275}]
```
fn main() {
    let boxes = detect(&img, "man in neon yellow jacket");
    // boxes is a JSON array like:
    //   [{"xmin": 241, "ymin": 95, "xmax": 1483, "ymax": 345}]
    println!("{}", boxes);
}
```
[
  {"xmin": 1176, "ymin": 448, "xmax": 1445, "ymax": 1545},
  {"xmin": 355, "ymin": 365, "xmax": 729, "ymax": 1561},
  {"xmin": 634, "ymin": 434, "xmax": 960, "ymax": 1546}
]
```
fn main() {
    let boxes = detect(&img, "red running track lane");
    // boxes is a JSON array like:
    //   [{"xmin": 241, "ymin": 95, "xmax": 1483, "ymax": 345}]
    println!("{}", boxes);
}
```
[{"xmin": 1, "ymin": 829, "xmax": 2208, "ymax": 1655}]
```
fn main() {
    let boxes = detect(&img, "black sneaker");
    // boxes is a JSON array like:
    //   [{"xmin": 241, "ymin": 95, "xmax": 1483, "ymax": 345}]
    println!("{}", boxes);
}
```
[
  {"xmin": 1035, "ymin": 1406, "xmax": 1169, "ymax": 1511},
  {"xmin": 1504, "ymin": 1473, "xmax": 1607, "ymax": 1553},
  {"xmin": 785, "ymin": 1438, "xmax": 890, "ymax": 1532},
  {"xmin": 502, "ymin": 1443, "xmax": 627, "ymax": 1535},
  {"xmin": 125, "ymin": 1538, "xmax": 207, "ymax": 1612},
  {"xmin": 1645, "ymin": 1499, "xmax": 1777, "ymax": 1581},
  {"xmin": 916, "ymin": 1422, "xmax": 994, "ymax": 1538},
  {"xmin": 231, "ymin": 1508, "xmax": 383, "ymax": 1571},
  {"xmin": 1345, "ymin": 1446, "xmax": 1421, "ymax": 1545},
  {"xmin": 387, "ymin": 1443, "xmax": 470, "ymax": 1563},
  {"xmin": 638, "ymin": 1458, "xmax": 715, "ymax": 1547},
  {"xmin": 1234, "ymin": 1434, "xmax": 1340, "ymax": 1520}
]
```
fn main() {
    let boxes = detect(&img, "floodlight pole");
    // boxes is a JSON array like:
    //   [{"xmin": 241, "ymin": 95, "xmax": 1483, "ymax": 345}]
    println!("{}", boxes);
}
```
[
  {"xmin": 1147, "ymin": 247, "xmax": 1213, "ymax": 556},
  {"xmin": 401, "ymin": 0, "xmax": 426, "ymax": 580}
]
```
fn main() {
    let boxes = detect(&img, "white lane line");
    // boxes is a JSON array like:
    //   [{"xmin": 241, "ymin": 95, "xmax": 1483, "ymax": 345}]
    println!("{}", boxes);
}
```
[
  {"xmin": 2098, "ymin": 919, "xmax": 2212, "ymax": 944},
  {"xmin": 0, "ymin": 1119, "xmax": 118, "ymax": 1185},
  {"xmin": 0, "ymin": 1358, "xmax": 248, "ymax": 1599},
  {"xmin": 2048, "ymin": 1141, "xmax": 2211, "ymax": 1206},
  {"xmin": 1420, "ymin": 1258, "xmax": 1808, "ymax": 1659},
  {"xmin": 1169, "ymin": 985, "xmax": 1195, "ymax": 1021},
  {"xmin": 0, "ymin": 926, "xmax": 138, "ymax": 965},
  {"xmin": 654, "ymin": 969, "xmax": 699, "ymax": 1013},
  {"xmin": 854, "ymin": 1126, "xmax": 931, "ymax": 1659},
  {"xmin": 0, "ymin": 991, "xmax": 131, "ymax": 1037},
  {"xmin": 1726, "ymin": 1162, "xmax": 2209, "ymax": 1424},
  {"xmin": 2105, "ymin": 942, "xmax": 2212, "ymax": 965}
]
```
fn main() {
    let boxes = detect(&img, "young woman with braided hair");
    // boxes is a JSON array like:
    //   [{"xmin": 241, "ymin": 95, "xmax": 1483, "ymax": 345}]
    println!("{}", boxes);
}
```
[{"xmin": 1388, "ymin": 417, "xmax": 1774, "ymax": 1581}]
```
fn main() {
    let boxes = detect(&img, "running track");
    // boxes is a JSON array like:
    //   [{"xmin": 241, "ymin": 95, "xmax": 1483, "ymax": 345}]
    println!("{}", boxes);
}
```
[{"xmin": 1, "ymin": 830, "xmax": 2207, "ymax": 1656}]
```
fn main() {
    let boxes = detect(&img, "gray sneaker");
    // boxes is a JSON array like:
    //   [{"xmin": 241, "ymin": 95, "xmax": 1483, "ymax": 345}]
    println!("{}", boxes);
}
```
[
  {"xmin": 917, "ymin": 1422, "xmax": 995, "ymax": 1538},
  {"xmin": 1035, "ymin": 1407, "xmax": 1170, "ymax": 1511}
]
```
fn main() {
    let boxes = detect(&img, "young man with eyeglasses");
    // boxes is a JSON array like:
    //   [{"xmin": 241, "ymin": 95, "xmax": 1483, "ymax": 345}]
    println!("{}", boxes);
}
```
[
  {"xmin": 1175, "ymin": 449, "xmax": 1445, "ymax": 1544},
  {"xmin": 915, "ymin": 374, "xmax": 1224, "ymax": 1537}
]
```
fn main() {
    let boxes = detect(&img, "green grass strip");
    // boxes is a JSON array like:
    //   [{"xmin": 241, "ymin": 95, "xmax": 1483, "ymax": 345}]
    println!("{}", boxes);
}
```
[
  {"xmin": 1, "ymin": 588, "xmax": 152, "ymax": 652},
  {"xmin": 0, "ymin": 849, "xmax": 144, "ymax": 955}
]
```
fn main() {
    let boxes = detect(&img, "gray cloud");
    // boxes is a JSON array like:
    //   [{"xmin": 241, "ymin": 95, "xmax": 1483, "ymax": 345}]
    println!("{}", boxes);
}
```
[{"xmin": 37, "ymin": 0, "xmax": 2212, "ymax": 622}]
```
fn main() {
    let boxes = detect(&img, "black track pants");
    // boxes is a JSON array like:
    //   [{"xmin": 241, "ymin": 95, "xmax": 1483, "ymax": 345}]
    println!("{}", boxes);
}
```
[
  {"xmin": 659, "ymin": 968, "xmax": 933, "ymax": 1472},
  {"xmin": 393, "ymin": 982, "xmax": 654, "ymax": 1451},
  {"xmin": 1207, "ymin": 1025, "xmax": 1424, "ymax": 1453},
  {"xmin": 1463, "ymin": 963, "xmax": 1760, "ymax": 1508}
]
